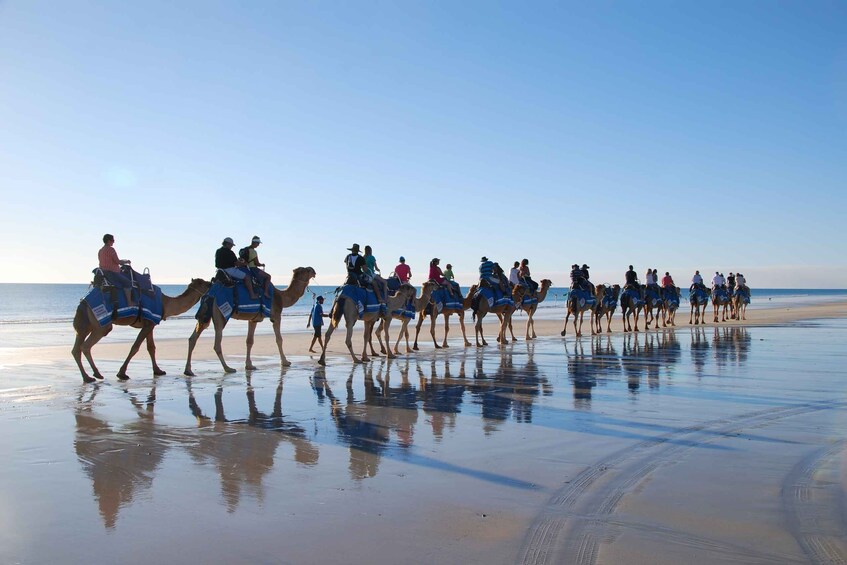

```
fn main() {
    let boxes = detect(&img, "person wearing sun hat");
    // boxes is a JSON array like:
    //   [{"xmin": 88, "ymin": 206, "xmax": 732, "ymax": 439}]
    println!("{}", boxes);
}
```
[
  {"xmin": 215, "ymin": 237, "xmax": 258, "ymax": 299},
  {"xmin": 344, "ymin": 243, "xmax": 367, "ymax": 287},
  {"xmin": 244, "ymin": 235, "xmax": 272, "ymax": 298}
]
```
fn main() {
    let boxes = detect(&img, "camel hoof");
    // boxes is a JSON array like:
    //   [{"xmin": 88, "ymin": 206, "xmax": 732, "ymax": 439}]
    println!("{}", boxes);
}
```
[
  {"xmin": 434, "ymin": 344, "xmax": 441, "ymax": 349},
  {"xmin": 184, "ymin": 369, "xmax": 195, "ymax": 377},
  {"xmin": 246, "ymin": 364, "xmax": 258, "ymax": 371},
  {"xmin": 464, "ymin": 342, "xmax": 471, "ymax": 347},
  {"xmin": 116, "ymin": 373, "xmax": 130, "ymax": 381},
  {"xmin": 412, "ymin": 345, "xmax": 419, "ymax": 351},
  {"xmin": 442, "ymin": 343, "xmax": 450, "ymax": 348},
  {"xmin": 82, "ymin": 375, "xmax": 97, "ymax": 384},
  {"xmin": 318, "ymin": 358, "xmax": 326, "ymax": 366},
  {"xmin": 560, "ymin": 331, "xmax": 566, "ymax": 337},
  {"xmin": 224, "ymin": 367, "xmax": 237, "ymax": 374},
  {"xmin": 353, "ymin": 358, "xmax": 362, "ymax": 364},
  {"xmin": 153, "ymin": 368, "xmax": 166, "ymax": 376}
]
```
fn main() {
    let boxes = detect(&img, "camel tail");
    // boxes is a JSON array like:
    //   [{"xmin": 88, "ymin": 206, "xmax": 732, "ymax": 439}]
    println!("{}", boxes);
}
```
[
  {"xmin": 331, "ymin": 297, "xmax": 345, "ymax": 328},
  {"xmin": 73, "ymin": 301, "xmax": 90, "ymax": 335}
]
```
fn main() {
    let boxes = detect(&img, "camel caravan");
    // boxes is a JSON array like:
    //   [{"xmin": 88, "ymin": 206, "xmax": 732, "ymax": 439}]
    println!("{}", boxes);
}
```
[{"xmin": 73, "ymin": 234, "xmax": 751, "ymax": 381}]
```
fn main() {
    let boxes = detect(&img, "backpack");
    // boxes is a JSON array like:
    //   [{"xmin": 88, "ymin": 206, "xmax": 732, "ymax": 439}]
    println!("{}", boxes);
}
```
[{"xmin": 239, "ymin": 246, "xmax": 251, "ymax": 262}]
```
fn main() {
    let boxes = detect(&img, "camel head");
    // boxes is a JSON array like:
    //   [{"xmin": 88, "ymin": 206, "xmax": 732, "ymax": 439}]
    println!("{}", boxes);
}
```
[
  {"xmin": 612, "ymin": 284, "xmax": 621, "ymax": 299},
  {"xmin": 291, "ymin": 267, "xmax": 317, "ymax": 284},
  {"xmin": 420, "ymin": 280, "xmax": 440, "ymax": 296},
  {"xmin": 396, "ymin": 283, "xmax": 417, "ymax": 300},
  {"xmin": 189, "ymin": 278, "xmax": 212, "ymax": 294},
  {"xmin": 540, "ymin": 279, "xmax": 553, "ymax": 289}
]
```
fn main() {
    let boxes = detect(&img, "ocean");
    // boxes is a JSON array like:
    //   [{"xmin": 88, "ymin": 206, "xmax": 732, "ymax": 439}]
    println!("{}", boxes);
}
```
[{"xmin": 1, "ymin": 283, "xmax": 845, "ymax": 349}]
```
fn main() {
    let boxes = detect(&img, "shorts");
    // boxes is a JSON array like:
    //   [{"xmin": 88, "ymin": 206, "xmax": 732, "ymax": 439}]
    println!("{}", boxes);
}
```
[
  {"xmin": 313, "ymin": 326, "xmax": 322, "ymax": 337},
  {"xmin": 224, "ymin": 267, "xmax": 248, "ymax": 280}
]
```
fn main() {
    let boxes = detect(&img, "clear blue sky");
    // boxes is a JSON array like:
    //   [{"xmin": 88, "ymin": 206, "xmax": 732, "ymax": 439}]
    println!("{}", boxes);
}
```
[{"xmin": 1, "ymin": 1, "xmax": 845, "ymax": 287}]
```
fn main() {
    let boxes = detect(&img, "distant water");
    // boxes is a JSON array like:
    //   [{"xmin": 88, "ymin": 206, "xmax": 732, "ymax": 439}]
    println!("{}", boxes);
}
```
[{"xmin": 1, "ymin": 283, "xmax": 845, "ymax": 349}]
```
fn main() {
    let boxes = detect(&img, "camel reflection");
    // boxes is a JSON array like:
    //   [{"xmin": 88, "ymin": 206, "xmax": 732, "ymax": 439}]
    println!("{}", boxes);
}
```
[
  {"xmin": 712, "ymin": 326, "xmax": 751, "ymax": 368},
  {"xmin": 690, "ymin": 326, "xmax": 711, "ymax": 378},
  {"xmin": 566, "ymin": 337, "xmax": 621, "ymax": 407},
  {"xmin": 416, "ymin": 355, "xmax": 467, "ymax": 440},
  {"xmin": 468, "ymin": 345, "xmax": 549, "ymax": 433},
  {"xmin": 74, "ymin": 383, "xmax": 168, "ymax": 529},
  {"xmin": 185, "ymin": 373, "xmax": 318, "ymax": 512}
]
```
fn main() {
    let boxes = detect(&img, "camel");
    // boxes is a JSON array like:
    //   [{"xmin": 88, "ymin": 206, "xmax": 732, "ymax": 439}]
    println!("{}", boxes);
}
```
[
  {"xmin": 592, "ymin": 284, "xmax": 621, "ymax": 334},
  {"xmin": 688, "ymin": 286, "xmax": 711, "ymax": 325},
  {"xmin": 374, "ymin": 281, "xmax": 439, "ymax": 355},
  {"xmin": 472, "ymin": 284, "xmax": 526, "ymax": 347},
  {"xmin": 661, "ymin": 286, "xmax": 682, "ymax": 327},
  {"xmin": 413, "ymin": 284, "xmax": 477, "ymax": 350},
  {"xmin": 506, "ymin": 280, "xmax": 553, "ymax": 340},
  {"xmin": 561, "ymin": 287, "xmax": 595, "ymax": 337},
  {"xmin": 620, "ymin": 285, "xmax": 644, "ymax": 332},
  {"xmin": 733, "ymin": 286, "xmax": 750, "ymax": 321},
  {"xmin": 73, "ymin": 278, "xmax": 211, "ymax": 383},
  {"xmin": 642, "ymin": 285, "xmax": 664, "ymax": 329},
  {"xmin": 320, "ymin": 282, "xmax": 419, "ymax": 365},
  {"xmin": 184, "ymin": 267, "xmax": 315, "ymax": 376},
  {"xmin": 711, "ymin": 287, "xmax": 732, "ymax": 323}
]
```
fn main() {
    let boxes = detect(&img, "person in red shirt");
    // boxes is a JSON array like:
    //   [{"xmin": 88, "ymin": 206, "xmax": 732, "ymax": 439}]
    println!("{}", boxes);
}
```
[
  {"xmin": 661, "ymin": 272, "xmax": 675, "ymax": 289},
  {"xmin": 428, "ymin": 258, "xmax": 455, "ymax": 297},
  {"xmin": 394, "ymin": 257, "xmax": 412, "ymax": 283},
  {"xmin": 98, "ymin": 233, "xmax": 135, "ymax": 305}
]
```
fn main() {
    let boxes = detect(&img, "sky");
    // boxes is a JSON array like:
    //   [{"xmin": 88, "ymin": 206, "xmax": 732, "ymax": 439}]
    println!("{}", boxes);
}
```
[{"xmin": 1, "ymin": 0, "xmax": 845, "ymax": 288}]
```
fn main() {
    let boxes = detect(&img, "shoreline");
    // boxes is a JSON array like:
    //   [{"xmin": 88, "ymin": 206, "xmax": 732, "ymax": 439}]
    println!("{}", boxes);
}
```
[{"xmin": 6, "ymin": 299, "xmax": 846, "ymax": 369}]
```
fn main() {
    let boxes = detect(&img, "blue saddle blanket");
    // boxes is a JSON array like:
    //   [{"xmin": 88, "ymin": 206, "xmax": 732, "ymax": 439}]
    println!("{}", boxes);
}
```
[
  {"xmin": 689, "ymin": 288, "xmax": 709, "ymax": 303},
  {"xmin": 664, "ymin": 291, "xmax": 680, "ymax": 308},
  {"xmin": 339, "ymin": 285, "xmax": 384, "ymax": 319},
  {"xmin": 712, "ymin": 288, "xmax": 730, "ymax": 302},
  {"xmin": 207, "ymin": 281, "xmax": 276, "ymax": 321},
  {"xmin": 476, "ymin": 286, "xmax": 514, "ymax": 309},
  {"xmin": 568, "ymin": 288, "xmax": 596, "ymax": 308},
  {"xmin": 600, "ymin": 293, "xmax": 618, "ymax": 310},
  {"xmin": 621, "ymin": 287, "xmax": 643, "ymax": 306},
  {"xmin": 391, "ymin": 299, "xmax": 416, "ymax": 319},
  {"xmin": 431, "ymin": 287, "xmax": 464, "ymax": 314},
  {"xmin": 520, "ymin": 287, "xmax": 538, "ymax": 306},
  {"xmin": 83, "ymin": 286, "xmax": 164, "ymax": 327},
  {"xmin": 644, "ymin": 286, "xmax": 663, "ymax": 306}
]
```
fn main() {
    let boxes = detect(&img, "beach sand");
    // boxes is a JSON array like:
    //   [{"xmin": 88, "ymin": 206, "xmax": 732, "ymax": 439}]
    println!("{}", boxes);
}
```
[{"xmin": 1, "ymin": 303, "xmax": 846, "ymax": 564}]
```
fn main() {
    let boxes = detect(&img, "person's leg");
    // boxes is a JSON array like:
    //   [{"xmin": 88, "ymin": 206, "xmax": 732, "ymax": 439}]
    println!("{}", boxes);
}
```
[
  {"xmin": 104, "ymin": 271, "xmax": 136, "ymax": 305},
  {"xmin": 226, "ymin": 267, "xmax": 258, "ymax": 299}
]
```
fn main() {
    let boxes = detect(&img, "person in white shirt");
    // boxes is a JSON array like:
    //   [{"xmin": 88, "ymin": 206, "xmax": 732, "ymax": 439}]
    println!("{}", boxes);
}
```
[
  {"xmin": 645, "ymin": 269, "xmax": 655, "ymax": 286},
  {"xmin": 690, "ymin": 270, "xmax": 704, "ymax": 291},
  {"xmin": 711, "ymin": 272, "xmax": 725, "ymax": 288},
  {"xmin": 509, "ymin": 261, "xmax": 521, "ymax": 287}
]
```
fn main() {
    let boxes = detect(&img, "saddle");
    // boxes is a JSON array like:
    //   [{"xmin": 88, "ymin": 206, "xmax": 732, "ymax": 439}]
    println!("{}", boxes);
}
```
[
  {"xmin": 91, "ymin": 266, "xmax": 155, "ymax": 297},
  {"xmin": 214, "ymin": 268, "xmax": 262, "ymax": 289}
]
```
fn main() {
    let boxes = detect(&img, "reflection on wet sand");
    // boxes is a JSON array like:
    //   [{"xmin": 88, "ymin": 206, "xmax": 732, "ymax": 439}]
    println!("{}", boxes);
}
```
[
  {"xmin": 74, "ymin": 326, "xmax": 762, "ymax": 529},
  {"xmin": 185, "ymin": 374, "xmax": 318, "ymax": 512},
  {"xmin": 74, "ymin": 383, "xmax": 168, "ymax": 529}
]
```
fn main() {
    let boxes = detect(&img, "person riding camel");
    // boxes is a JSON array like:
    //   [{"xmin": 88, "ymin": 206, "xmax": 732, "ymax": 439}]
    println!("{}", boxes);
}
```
[
  {"xmin": 394, "ymin": 256, "xmax": 412, "ymax": 284},
  {"xmin": 242, "ymin": 235, "xmax": 272, "ymax": 298},
  {"xmin": 492, "ymin": 263, "xmax": 509, "ymax": 293},
  {"xmin": 519, "ymin": 259, "xmax": 539, "ymax": 294},
  {"xmin": 570, "ymin": 264, "xmax": 587, "ymax": 291},
  {"xmin": 711, "ymin": 271, "xmax": 725, "ymax": 291},
  {"xmin": 509, "ymin": 261, "xmax": 521, "ymax": 288},
  {"xmin": 580, "ymin": 264, "xmax": 594, "ymax": 294},
  {"xmin": 690, "ymin": 270, "xmax": 705, "ymax": 292},
  {"xmin": 726, "ymin": 272, "xmax": 736, "ymax": 294},
  {"xmin": 429, "ymin": 258, "xmax": 455, "ymax": 298},
  {"xmin": 216, "ymin": 237, "xmax": 259, "ymax": 299},
  {"xmin": 98, "ymin": 233, "xmax": 139, "ymax": 306},
  {"xmin": 624, "ymin": 265, "xmax": 639, "ymax": 290},
  {"xmin": 363, "ymin": 245, "xmax": 387, "ymax": 305},
  {"xmin": 344, "ymin": 243, "xmax": 368, "ymax": 287},
  {"xmin": 661, "ymin": 271, "xmax": 675, "ymax": 289},
  {"xmin": 479, "ymin": 257, "xmax": 501, "ymax": 290}
]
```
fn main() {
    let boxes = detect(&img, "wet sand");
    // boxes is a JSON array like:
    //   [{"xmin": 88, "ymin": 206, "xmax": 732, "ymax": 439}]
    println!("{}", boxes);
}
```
[{"xmin": 1, "ymin": 309, "xmax": 847, "ymax": 563}]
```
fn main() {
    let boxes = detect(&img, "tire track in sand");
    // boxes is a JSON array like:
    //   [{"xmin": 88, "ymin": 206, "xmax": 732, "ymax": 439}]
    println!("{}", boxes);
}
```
[{"xmin": 517, "ymin": 399, "xmax": 847, "ymax": 565}]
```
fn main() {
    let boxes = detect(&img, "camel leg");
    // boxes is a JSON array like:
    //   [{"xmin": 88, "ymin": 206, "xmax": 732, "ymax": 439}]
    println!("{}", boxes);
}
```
[
  {"xmin": 212, "ymin": 318, "xmax": 236, "ymax": 374},
  {"xmin": 318, "ymin": 322, "xmax": 335, "ymax": 366},
  {"xmin": 458, "ymin": 312, "xmax": 472, "ymax": 347},
  {"xmin": 442, "ymin": 313, "xmax": 450, "ymax": 348},
  {"xmin": 361, "ymin": 321, "xmax": 372, "ymax": 363},
  {"xmin": 606, "ymin": 313, "xmax": 613, "ymax": 333},
  {"xmin": 117, "ymin": 324, "xmax": 154, "ymax": 380},
  {"xmin": 561, "ymin": 310, "xmax": 571, "ymax": 336},
  {"xmin": 72, "ymin": 327, "xmax": 100, "ymax": 383},
  {"xmin": 79, "ymin": 325, "xmax": 110, "ymax": 381},
  {"xmin": 413, "ymin": 315, "xmax": 425, "ymax": 351},
  {"xmin": 430, "ymin": 313, "xmax": 440, "ymax": 349},
  {"xmin": 382, "ymin": 318, "xmax": 395, "ymax": 359},
  {"xmin": 184, "ymin": 321, "xmax": 208, "ymax": 376},
  {"xmin": 245, "ymin": 320, "xmax": 258, "ymax": 370},
  {"xmin": 344, "ymin": 317, "xmax": 361, "ymax": 363},
  {"xmin": 633, "ymin": 310, "xmax": 640, "ymax": 332},
  {"xmin": 376, "ymin": 319, "xmax": 387, "ymax": 355},
  {"xmin": 147, "ymin": 332, "xmax": 166, "ymax": 376},
  {"xmin": 526, "ymin": 311, "xmax": 532, "ymax": 340},
  {"xmin": 272, "ymin": 316, "xmax": 291, "ymax": 368},
  {"xmin": 394, "ymin": 319, "xmax": 409, "ymax": 355},
  {"xmin": 404, "ymin": 324, "xmax": 412, "ymax": 353}
]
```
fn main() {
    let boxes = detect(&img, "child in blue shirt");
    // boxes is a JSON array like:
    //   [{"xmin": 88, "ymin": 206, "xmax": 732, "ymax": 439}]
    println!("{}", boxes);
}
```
[{"xmin": 309, "ymin": 296, "xmax": 328, "ymax": 353}]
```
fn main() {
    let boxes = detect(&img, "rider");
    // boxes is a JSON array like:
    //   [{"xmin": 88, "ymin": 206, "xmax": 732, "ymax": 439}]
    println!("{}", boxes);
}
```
[
  {"xmin": 216, "ymin": 237, "xmax": 258, "ymax": 299},
  {"xmin": 661, "ymin": 271, "xmax": 675, "ymax": 289},
  {"xmin": 726, "ymin": 272, "xmax": 736, "ymax": 294},
  {"xmin": 363, "ymin": 245, "xmax": 387, "ymax": 305},
  {"xmin": 509, "ymin": 261, "xmax": 521, "ymax": 287},
  {"xmin": 243, "ymin": 235, "xmax": 272, "ymax": 298},
  {"xmin": 519, "ymin": 259, "xmax": 538, "ymax": 294},
  {"xmin": 624, "ymin": 265, "xmax": 639, "ymax": 290},
  {"xmin": 735, "ymin": 273, "xmax": 748, "ymax": 297},
  {"xmin": 344, "ymin": 243, "xmax": 368, "ymax": 286},
  {"xmin": 479, "ymin": 257, "xmax": 501, "ymax": 290},
  {"xmin": 711, "ymin": 271, "xmax": 725, "ymax": 290},
  {"xmin": 429, "ymin": 258, "xmax": 455, "ymax": 298},
  {"xmin": 443, "ymin": 263, "xmax": 460, "ymax": 295},
  {"xmin": 98, "ymin": 233, "xmax": 137, "ymax": 306},
  {"xmin": 580, "ymin": 264, "xmax": 594, "ymax": 294},
  {"xmin": 690, "ymin": 270, "xmax": 705, "ymax": 292},
  {"xmin": 394, "ymin": 256, "xmax": 412, "ymax": 284}
]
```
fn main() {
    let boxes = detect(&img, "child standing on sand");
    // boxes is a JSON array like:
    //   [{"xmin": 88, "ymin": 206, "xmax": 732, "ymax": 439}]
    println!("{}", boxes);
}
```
[{"xmin": 308, "ymin": 296, "xmax": 328, "ymax": 353}]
